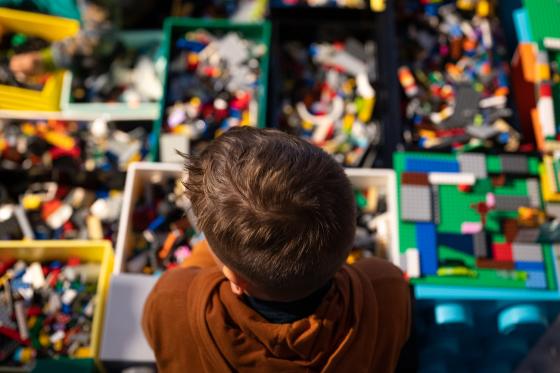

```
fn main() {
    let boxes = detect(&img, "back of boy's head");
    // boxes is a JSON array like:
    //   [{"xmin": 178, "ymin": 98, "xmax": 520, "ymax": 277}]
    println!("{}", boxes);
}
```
[{"xmin": 184, "ymin": 127, "xmax": 356, "ymax": 300}]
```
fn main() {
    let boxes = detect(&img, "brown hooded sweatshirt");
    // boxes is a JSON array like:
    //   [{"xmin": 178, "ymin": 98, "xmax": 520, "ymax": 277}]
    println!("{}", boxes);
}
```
[{"xmin": 142, "ymin": 241, "xmax": 411, "ymax": 372}]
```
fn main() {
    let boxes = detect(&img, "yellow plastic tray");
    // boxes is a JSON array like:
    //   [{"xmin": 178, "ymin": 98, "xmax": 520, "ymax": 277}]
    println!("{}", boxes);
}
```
[
  {"xmin": 0, "ymin": 8, "xmax": 80, "ymax": 111},
  {"xmin": 0, "ymin": 240, "xmax": 114, "ymax": 362}
]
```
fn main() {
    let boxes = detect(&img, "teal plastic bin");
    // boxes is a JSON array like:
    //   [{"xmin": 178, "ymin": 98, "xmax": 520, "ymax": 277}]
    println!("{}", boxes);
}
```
[{"xmin": 60, "ymin": 30, "xmax": 164, "ymax": 121}]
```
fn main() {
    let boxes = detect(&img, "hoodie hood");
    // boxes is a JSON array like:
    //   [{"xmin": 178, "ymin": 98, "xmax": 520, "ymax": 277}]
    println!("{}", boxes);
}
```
[{"xmin": 188, "ymin": 266, "xmax": 380, "ymax": 372}]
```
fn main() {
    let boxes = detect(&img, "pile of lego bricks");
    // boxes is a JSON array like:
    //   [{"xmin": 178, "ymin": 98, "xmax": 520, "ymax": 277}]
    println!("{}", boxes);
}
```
[
  {"xmin": 276, "ymin": 39, "xmax": 380, "ymax": 167},
  {"xmin": 397, "ymin": 0, "xmax": 522, "ymax": 152},
  {"xmin": 163, "ymin": 30, "xmax": 267, "ymax": 145},
  {"xmin": 348, "ymin": 186, "xmax": 390, "ymax": 263},
  {"xmin": 0, "ymin": 258, "xmax": 99, "ymax": 367},
  {"xmin": 0, "ymin": 119, "xmax": 151, "ymax": 240},
  {"xmin": 125, "ymin": 175, "xmax": 200, "ymax": 275},
  {"xmin": 395, "ymin": 151, "xmax": 558, "ymax": 291},
  {"xmin": 69, "ymin": 37, "xmax": 162, "ymax": 105}
]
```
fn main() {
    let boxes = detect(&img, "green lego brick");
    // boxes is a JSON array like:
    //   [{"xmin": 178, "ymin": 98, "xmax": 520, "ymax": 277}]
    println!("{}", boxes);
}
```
[
  {"xmin": 493, "ymin": 234, "xmax": 507, "ymax": 244},
  {"xmin": 485, "ymin": 211, "xmax": 518, "ymax": 233},
  {"xmin": 524, "ymin": 0, "xmax": 560, "ymax": 47},
  {"xmin": 543, "ymin": 244, "xmax": 558, "ymax": 290},
  {"xmin": 473, "ymin": 179, "xmax": 493, "ymax": 194},
  {"xmin": 494, "ymin": 178, "xmax": 528, "ymax": 196},
  {"xmin": 400, "ymin": 222, "xmax": 417, "ymax": 253},
  {"xmin": 528, "ymin": 157, "xmax": 540, "ymax": 175},
  {"xmin": 487, "ymin": 155, "xmax": 502, "ymax": 174},
  {"xmin": 439, "ymin": 246, "xmax": 476, "ymax": 268}
]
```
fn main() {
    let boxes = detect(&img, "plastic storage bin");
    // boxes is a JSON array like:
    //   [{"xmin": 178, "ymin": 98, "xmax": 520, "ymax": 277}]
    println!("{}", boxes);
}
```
[
  {"xmin": 60, "ymin": 30, "xmax": 164, "ymax": 121},
  {"xmin": 0, "ymin": 240, "xmax": 113, "ymax": 371},
  {"xmin": 267, "ymin": 4, "xmax": 401, "ymax": 167},
  {"xmin": 414, "ymin": 299, "xmax": 560, "ymax": 372},
  {"xmin": 152, "ymin": 18, "xmax": 271, "ymax": 160},
  {"xmin": 100, "ymin": 162, "xmax": 399, "ymax": 366},
  {"xmin": 0, "ymin": 8, "xmax": 79, "ymax": 111}
]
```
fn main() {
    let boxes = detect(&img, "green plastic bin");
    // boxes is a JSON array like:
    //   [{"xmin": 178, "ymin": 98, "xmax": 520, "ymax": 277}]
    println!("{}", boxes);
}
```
[{"xmin": 152, "ymin": 18, "xmax": 271, "ymax": 160}]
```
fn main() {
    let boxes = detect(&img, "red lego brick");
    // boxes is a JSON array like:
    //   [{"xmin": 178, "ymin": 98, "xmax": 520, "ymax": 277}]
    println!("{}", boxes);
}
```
[{"xmin": 492, "ymin": 243, "xmax": 513, "ymax": 261}]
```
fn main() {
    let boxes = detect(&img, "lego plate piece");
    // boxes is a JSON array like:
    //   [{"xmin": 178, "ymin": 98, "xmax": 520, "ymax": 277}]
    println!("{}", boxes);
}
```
[
  {"xmin": 400, "ymin": 185, "xmax": 433, "ymax": 222},
  {"xmin": 395, "ymin": 151, "xmax": 560, "ymax": 299}
]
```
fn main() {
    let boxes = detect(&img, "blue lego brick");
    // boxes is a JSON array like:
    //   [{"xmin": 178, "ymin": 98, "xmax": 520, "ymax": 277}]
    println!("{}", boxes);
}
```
[
  {"xmin": 514, "ymin": 8, "xmax": 532, "ymax": 43},
  {"xmin": 417, "ymin": 223, "xmax": 438, "ymax": 276},
  {"xmin": 438, "ymin": 233, "xmax": 475, "ymax": 256},
  {"xmin": 526, "ymin": 270, "xmax": 547, "ymax": 289},
  {"xmin": 405, "ymin": 158, "xmax": 460, "ymax": 173},
  {"xmin": 515, "ymin": 262, "xmax": 546, "ymax": 271}
]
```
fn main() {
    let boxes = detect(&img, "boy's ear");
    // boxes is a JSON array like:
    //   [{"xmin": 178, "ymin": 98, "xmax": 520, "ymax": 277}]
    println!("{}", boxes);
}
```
[{"xmin": 222, "ymin": 266, "xmax": 247, "ymax": 296}]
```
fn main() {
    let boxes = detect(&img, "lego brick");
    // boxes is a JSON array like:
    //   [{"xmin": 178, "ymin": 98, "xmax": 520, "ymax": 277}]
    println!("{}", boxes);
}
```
[
  {"xmin": 401, "ymin": 172, "xmax": 429, "ymax": 185},
  {"xmin": 458, "ymin": 153, "xmax": 487, "ymax": 178},
  {"xmin": 543, "ymin": 157, "xmax": 558, "ymax": 193},
  {"xmin": 524, "ymin": 0, "xmax": 560, "ymax": 45},
  {"xmin": 515, "ymin": 229, "xmax": 540, "ymax": 243},
  {"xmin": 442, "ymin": 84, "xmax": 480, "ymax": 129},
  {"xmin": 473, "ymin": 231, "xmax": 488, "ymax": 258},
  {"xmin": 400, "ymin": 185, "xmax": 432, "ymax": 222},
  {"xmin": 462, "ymin": 222, "xmax": 483, "ymax": 234},
  {"xmin": 544, "ymin": 37, "xmax": 560, "ymax": 50},
  {"xmin": 493, "ymin": 195, "xmax": 531, "ymax": 211},
  {"xmin": 500, "ymin": 155, "xmax": 529, "ymax": 174},
  {"xmin": 503, "ymin": 219, "xmax": 519, "ymax": 242},
  {"xmin": 431, "ymin": 185, "xmax": 440, "ymax": 225},
  {"xmin": 466, "ymin": 125, "xmax": 500, "ymax": 140},
  {"xmin": 405, "ymin": 248, "xmax": 420, "ymax": 278},
  {"xmin": 513, "ymin": 8, "xmax": 532, "ymax": 42},
  {"xmin": 405, "ymin": 158, "xmax": 460, "ymax": 173},
  {"xmin": 493, "ymin": 243, "xmax": 513, "ymax": 261},
  {"xmin": 512, "ymin": 243, "xmax": 544, "ymax": 262},
  {"xmin": 546, "ymin": 203, "xmax": 560, "ymax": 218},
  {"xmin": 438, "ymin": 233, "xmax": 474, "ymax": 256},
  {"xmin": 526, "ymin": 178, "xmax": 541, "ymax": 207},
  {"xmin": 526, "ymin": 270, "xmax": 547, "ymax": 289},
  {"xmin": 416, "ymin": 223, "xmax": 437, "ymax": 276},
  {"xmin": 476, "ymin": 258, "xmax": 515, "ymax": 270},
  {"xmin": 428, "ymin": 172, "xmax": 476, "ymax": 185},
  {"xmin": 515, "ymin": 261, "xmax": 546, "ymax": 271}
]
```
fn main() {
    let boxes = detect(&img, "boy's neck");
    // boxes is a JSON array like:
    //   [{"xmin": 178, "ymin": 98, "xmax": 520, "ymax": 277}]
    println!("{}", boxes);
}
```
[{"xmin": 243, "ymin": 280, "xmax": 333, "ymax": 324}]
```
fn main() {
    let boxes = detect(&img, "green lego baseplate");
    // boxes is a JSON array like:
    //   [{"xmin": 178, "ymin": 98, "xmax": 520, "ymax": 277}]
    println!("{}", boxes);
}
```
[{"xmin": 395, "ymin": 151, "xmax": 557, "ymax": 290}]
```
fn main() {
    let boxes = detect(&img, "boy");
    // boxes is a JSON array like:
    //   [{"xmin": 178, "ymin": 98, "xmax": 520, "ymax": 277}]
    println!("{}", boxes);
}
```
[{"xmin": 142, "ymin": 127, "xmax": 410, "ymax": 372}]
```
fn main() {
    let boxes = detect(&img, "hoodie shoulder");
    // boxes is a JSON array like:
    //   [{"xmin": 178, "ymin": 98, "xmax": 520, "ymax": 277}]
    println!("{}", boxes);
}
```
[
  {"xmin": 351, "ymin": 257, "xmax": 406, "ymax": 283},
  {"xmin": 350, "ymin": 258, "xmax": 411, "ymax": 347}
]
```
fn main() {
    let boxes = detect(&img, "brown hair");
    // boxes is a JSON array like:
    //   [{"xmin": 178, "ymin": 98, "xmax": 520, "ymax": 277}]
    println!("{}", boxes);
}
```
[{"xmin": 184, "ymin": 127, "xmax": 356, "ymax": 300}]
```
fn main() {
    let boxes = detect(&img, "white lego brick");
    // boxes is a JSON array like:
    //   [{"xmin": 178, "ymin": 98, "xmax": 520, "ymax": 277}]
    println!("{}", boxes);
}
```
[
  {"xmin": 544, "ymin": 37, "xmax": 560, "ymax": 51},
  {"xmin": 512, "ymin": 243, "xmax": 543, "ymax": 262},
  {"xmin": 526, "ymin": 179, "xmax": 541, "ymax": 208},
  {"xmin": 405, "ymin": 248, "xmax": 420, "ymax": 278},
  {"xmin": 538, "ymin": 95, "xmax": 556, "ymax": 138},
  {"xmin": 428, "ymin": 172, "xmax": 476, "ymax": 185}
]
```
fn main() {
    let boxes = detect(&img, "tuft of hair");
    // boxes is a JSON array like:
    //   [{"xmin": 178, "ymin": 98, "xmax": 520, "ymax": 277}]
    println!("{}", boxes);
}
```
[{"xmin": 183, "ymin": 127, "xmax": 356, "ymax": 300}]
